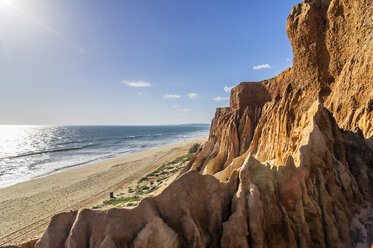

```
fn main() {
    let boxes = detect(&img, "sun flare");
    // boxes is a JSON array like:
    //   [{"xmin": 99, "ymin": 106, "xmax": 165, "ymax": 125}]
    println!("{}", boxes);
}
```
[{"xmin": 0, "ymin": 0, "xmax": 11, "ymax": 7}]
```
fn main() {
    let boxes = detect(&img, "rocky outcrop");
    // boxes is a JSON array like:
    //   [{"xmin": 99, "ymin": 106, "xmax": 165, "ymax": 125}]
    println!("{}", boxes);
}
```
[
  {"xmin": 189, "ymin": 0, "xmax": 372, "ymax": 169},
  {"xmin": 34, "ymin": 171, "xmax": 239, "ymax": 248},
  {"xmin": 180, "ymin": 83, "xmax": 270, "ymax": 176},
  {"xmin": 324, "ymin": 0, "xmax": 373, "ymax": 138},
  {"xmin": 230, "ymin": 82, "xmax": 271, "ymax": 111},
  {"xmin": 6, "ymin": 0, "xmax": 372, "ymax": 247}
]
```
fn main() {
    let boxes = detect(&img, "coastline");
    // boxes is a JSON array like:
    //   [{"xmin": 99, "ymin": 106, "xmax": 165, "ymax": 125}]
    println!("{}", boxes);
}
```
[
  {"xmin": 0, "ymin": 137, "xmax": 206, "ymax": 246},
  {"xmin": 0, "ymin": 125, "xmax": 210, "ymax": 189}
]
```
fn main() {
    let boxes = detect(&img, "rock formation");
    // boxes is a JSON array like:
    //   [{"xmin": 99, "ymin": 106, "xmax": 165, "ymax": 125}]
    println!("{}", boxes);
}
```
[
  {"xmin": 186, "ymin": 0, "xmax": 373, "ymax": 171},
  {"xmin": 5, "ymin": 0, "xmax": 372, "ymax": 247}
]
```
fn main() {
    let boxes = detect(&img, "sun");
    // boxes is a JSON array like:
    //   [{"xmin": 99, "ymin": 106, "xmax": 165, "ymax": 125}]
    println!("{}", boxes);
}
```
[{"xmin": 0, "ymin": 0, "xmax": 12, "ymax": 8}]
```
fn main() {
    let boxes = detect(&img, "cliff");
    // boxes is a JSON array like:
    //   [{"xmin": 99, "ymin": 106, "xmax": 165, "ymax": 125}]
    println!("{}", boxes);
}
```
[
  {"xmin": 183, "ymin": 0, "xmax": 372, "ymax": 174},
  {"xmin": 6, "ymin": 0, "xmax": 372, "ymax": 247}
]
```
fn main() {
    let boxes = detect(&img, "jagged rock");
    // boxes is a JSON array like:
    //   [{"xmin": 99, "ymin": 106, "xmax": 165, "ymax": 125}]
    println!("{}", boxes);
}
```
[
  {"xmin": 35, "ymin": 211, "xmax": 77, "ymax": 248},
  {"xmin": 220, "ymin": 103, "xmax": 372, "ymax": 248},
  {"xmin": 190, "ymin": 0, "xmax": 372, "ymax": 168},
  {"xmin": 29, "ymin": 171, "xmax": 238, "ymax": 248},
  {"xmin": 229, "ymin": 82, "xmax": 271, "ymax": 111},
  {"xmin": 183, "ymin": 92, "xmax": 267, "ymax": 176},
  {"xmin": 133, "ymin": 217, "xmax": 179, "ymax": 248}
]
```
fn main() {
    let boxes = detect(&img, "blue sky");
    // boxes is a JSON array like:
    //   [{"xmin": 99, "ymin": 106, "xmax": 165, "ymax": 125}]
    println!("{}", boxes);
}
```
[{"xmin": 0, "ymin": 0, "xmax": 301, "ymax": 125}]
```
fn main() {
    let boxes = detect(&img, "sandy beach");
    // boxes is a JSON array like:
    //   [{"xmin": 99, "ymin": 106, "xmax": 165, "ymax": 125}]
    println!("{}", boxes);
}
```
[{"xmin": 0, "ymin": 137, "xmax": 206, "ymax": 246}]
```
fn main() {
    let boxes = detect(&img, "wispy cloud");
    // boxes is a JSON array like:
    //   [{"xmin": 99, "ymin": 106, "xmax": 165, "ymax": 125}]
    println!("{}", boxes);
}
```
[
  {"xmin": 180, "ymin": 108, "xmax": 191, "ymax": 112},
  {"xmin": 253, "ymin": 64, "xmax": 272, "ymax": 70},
  {"xmin": 163, "ymin": 94, "xmax": 181, "ymax": 99},
  {"xmin": 122, "ymin": 80, "xmax": 151, "ymax": 87},
  {"xmin": 173, "ymin": 105, "xmax": 179, "ymax": 108},
  {"xmin": 224, "ymin": 86, "xmax": 234, "ymax": 93},
  {"xmin": 213, "ymin": 96, "xmax": 229, "ymax": 101},
  {"xmin": 187, "ymin": 93, "xmax": 200, "ymax": 99}
]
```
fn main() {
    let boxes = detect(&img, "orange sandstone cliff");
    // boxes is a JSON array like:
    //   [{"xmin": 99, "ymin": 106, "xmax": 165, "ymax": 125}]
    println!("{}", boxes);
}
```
[{"xmin": 7, "ymin": 0, "xmax": 373, "ymax": 247}]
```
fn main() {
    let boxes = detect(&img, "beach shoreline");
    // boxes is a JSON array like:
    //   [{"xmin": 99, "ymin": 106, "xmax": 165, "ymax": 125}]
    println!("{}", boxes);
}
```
[
  {"xmin": 0, "ymin": 137, "xmax": 206, "ymax": 246},
  {"xmin": 0, "ymin": 125, "xmax": 210, "ymax": 189}
]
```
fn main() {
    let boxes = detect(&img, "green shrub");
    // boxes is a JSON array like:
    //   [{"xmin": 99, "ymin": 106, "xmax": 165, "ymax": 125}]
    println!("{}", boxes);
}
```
[
  {"xmin": 138, "ymin": 176, "xmax": 147, "ymax": 183},
  {"xmin": 141, "ymin": 185, "xmax": 150, "ymax": 190},
  {"xmin": 126, "ymin": 202, "xmax": 138, "ymax": 207},
  {"xmin": 189, "ymin": 143, "xmax": 201, "ymax": 154},
  {"xmin": 185, "ymin": 152, "xmax": 194, "ymax": 161},
  {"xmin": 150, "ymin": 185, "xmax": 159, "ymax": 192},
  {"xmin": 103, "ymin": 195, "xmax": 140, "ymax": 206}
]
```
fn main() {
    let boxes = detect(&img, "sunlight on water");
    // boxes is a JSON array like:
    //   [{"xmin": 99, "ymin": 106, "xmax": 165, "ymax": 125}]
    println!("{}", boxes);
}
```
[
  {"xmin": 0, "ymin": 125, "xmax": 36, "ymax": 158},
  {"xmin": 0, "ymin": 125, "xmax": 56, "ymax": 159},
  {"xmin": 0, "ymin": 125, "xmax": 75, "ymax": 188},
  {"xmin": 0, "ymin": 125, "xmax": 29, "ymax": 140}
]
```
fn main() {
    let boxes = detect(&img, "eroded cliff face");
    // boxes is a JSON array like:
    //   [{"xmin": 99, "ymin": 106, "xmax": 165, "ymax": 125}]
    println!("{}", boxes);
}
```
[
  {"xmin": 34, "ymin": 172, "xmax": 239, "ymax": 248},
  {"xmin": 180, "ymin": 82, "xmax": 270, "ymax": 175},
  {"xmin": 189, "ymin": 0, "xmax": 372, "ymax": 170},
  {"xmin": 8, "ymin": 0, "xmax": 373, "ymax": 247},
  {"xmin": 16, "ymin": 102, "xmax": 373, "ymax": 248}
]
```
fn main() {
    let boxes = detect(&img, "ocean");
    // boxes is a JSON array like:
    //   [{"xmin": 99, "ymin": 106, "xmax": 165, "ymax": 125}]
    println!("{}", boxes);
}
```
[{"xmin": 0, "ymin": 124, "xmax": 210, "ymax": 189}]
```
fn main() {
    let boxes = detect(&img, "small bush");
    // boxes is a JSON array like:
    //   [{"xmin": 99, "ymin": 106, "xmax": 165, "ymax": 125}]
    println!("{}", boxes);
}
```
[
  {"xmin": 189, "ymin": 143, "xmax": 201, "ymax": 154},
  {"xmin": 184, "ymin": 152, "xmax": 194, "ymax": 161},
  {"xmin": 138, "ymin": 176, "xmax": 147, "ymax": 183},
  {"xmin": 150, "ymin": 185, "xmax": 159, "ymax": 192},
  {"xmin": 172, "ymin": 155, "xmax": 186, "ymax": 164},
  {"xmin": 141, "ymin": 185, "xmax": 150, "ymax": 190},
  {"xmin": 103, "ymin": 195, "xmax": 140, "ymax": 206}
]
